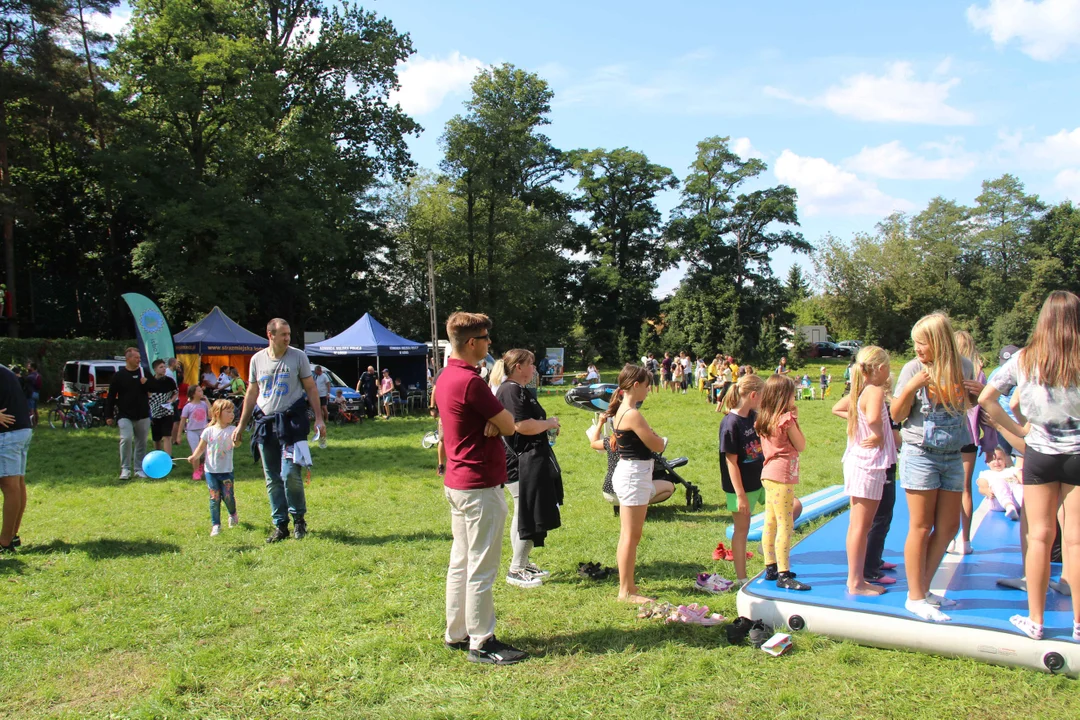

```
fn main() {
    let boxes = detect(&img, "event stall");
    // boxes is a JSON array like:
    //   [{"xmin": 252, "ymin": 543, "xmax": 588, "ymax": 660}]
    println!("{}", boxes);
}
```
[
  {"xmin": 305, "ymin": 313, "xmax": 428, "ymax": 390},
  {"xmin": 172, "ymin": 306, "xmax": 266, "ymax": 385}
]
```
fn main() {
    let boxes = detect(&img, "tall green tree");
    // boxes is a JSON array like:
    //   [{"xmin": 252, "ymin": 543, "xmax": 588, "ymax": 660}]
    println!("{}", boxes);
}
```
[
  {"xmin": 109, "ymin": 0, "xmax": 419, "ymax": 335},
  {"xmin": 571, "ymin": 147, "xmax": 677, "ymax": 361}
]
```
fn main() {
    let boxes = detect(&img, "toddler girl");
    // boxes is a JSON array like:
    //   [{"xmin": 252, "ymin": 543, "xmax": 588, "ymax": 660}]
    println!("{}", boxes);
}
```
[
  {"xmin": 840, "ymin": 346, "xmax": 897, "ymax": 596},
  {"xmin": 719, "ymin": 373, "xmax": 766, "ymax": 586},
  {"xmin": 977, "ymin": 447, "xmax": 1022, "ymax": 520},
  {"xmin": 187, "ymin": 399, "xmax": 239, "ymax": 536},
  {"xmin": 755, "ymin": 374, "xmax": 810, "ymax": 591},
  {"xmin": 178, "ymin": 385, "xmax": 210, "ymax": 481}
]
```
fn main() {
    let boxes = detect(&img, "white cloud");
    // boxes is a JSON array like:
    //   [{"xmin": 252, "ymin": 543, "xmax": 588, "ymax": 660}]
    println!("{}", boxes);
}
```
[
  {"xmin": 765, "ymin": 62, "xmax": 975, "ymax": 125},
  {"xmin": 774, "ymin": 150, "xmax": 913, "ymax": 217},
  {"xmin": 968, "ymin": 0, "xmax": 1080, "ymax": 61},
  {"xmin": 843, "ymin": 140, "xmax": 977, "ymax": 180},
  {"xmin": 389, "ymin": 52, "xmax": 484, "ymax": 116},
  {"xmin": 86, "ymin": 9, "xmax": 132, "ymax": 37},
  {"xmin": 1054, "ymin": 169, "xmax": 1080, "ymax": 201},
  {"xmin": 558, "ymin": 64, "xmax": 675, "ymax": 108},
  {"xmin": 1022, "ymin": 127, "xmax": 1080, "ymax": 167},
  {"xmin": 732, "ymin": 137, "xmax": 764, "ymax": 160}
]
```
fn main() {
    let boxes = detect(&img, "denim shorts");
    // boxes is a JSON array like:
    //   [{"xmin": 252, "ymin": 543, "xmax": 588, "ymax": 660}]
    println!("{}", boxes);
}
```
[
  {"xmin": 899, "ymin": 443, "xmax": 964, "ymax": 493},
  {"xmin": 0, "ymin": 428, "xmax": 32, "ymax": 477}
]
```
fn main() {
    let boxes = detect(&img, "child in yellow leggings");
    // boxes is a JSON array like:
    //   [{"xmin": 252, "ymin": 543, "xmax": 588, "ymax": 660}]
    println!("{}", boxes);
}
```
[{"xmin": 755, "ymin": 374, "xmax": 811, "ymax": 591}]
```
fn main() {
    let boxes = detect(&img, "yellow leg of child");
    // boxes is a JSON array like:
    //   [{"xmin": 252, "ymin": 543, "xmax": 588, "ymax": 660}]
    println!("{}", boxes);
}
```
[
  {"xmin": 762, "ymin": 481, "xmax": 779, "ymax": 568},
  {"xmin": 766, "ymin": 480, "xmax": 796, "ymax": 573}
]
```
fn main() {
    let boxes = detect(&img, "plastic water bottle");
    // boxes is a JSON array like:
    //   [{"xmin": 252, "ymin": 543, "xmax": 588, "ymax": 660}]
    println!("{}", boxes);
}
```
[{"xmin": 546, "ymin": 427, "xmax": 557, "ymax": 447}]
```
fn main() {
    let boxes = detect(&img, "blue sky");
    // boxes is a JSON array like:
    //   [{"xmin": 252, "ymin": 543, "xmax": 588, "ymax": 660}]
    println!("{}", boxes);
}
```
[{"xmin": 97, "ymin": 1, "xmax": 1080, "ymax": 295}]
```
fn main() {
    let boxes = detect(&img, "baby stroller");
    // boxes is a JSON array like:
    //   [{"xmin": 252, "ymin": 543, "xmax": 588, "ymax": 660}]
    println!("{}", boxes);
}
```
[{"xmin": 565, "ymin": 384, "xmax": 704, "ymax": 513}]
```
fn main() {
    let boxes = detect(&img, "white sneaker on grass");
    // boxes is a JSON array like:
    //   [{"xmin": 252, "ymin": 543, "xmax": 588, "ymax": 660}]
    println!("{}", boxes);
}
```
[
  {"xmin": 524, "ymin": 563, "xmax": 550, "ymax": 578},
  {"xmin": 119, "ymin": 469, "xmax": 132, "ymax": 480},
  {"xmin": 506, "ymin": 569, "xmax": 542, "ymax": 588},
  {"xmin": 134, "ymin": 470, "xmax": 148, "ymax": 479},
  {"xmin": 228, "ymin": 513, "xmax": 239, "ymax": 528},
  {"xmin": 210, "ymin": 524, "xmax": 221, "ymax": 537}
]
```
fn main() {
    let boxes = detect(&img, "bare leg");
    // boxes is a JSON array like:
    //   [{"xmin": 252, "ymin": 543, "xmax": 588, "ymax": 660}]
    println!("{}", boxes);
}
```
[
  {"xmin": 960, "ymin": 451, "xmax": 975, "ymax": 542},
  {"xmin": 905, "ymin": 489, "xmax": 938, "ymax": 601},
  {"xmin": 924, "ymin": 490, "xmax": 963, "ymax": 590},
  {"xmin": 1061, "ymin": 485, "xmax": 1080, "ymax": 623},
  {"xmin": 731, "ymin": 507, "xmax": 751, "ymax": 580},
  {"xmin": 847, "ymin": 497, "xmax": 884, "ymax": 595},
  {"xmin": 617, "ymin": 504, "xmax": 650, "ymax": 602},
  {"xmin": 13, "ymin": 477, "xmax": 26, "ymax": 537},
  {"xmin": 1024, "ymin": 482, "xmax": 1062, "ymax": 625},
  {"xmin": 0, "ymin": 475, "xmax": 20, "ymax": 545},
  {"xmin": 650, "ymin": 481, "xmax": 674, "ymax": 504}
]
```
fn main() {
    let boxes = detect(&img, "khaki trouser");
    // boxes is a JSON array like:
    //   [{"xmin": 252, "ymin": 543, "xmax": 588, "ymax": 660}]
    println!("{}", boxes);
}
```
[{"xmin": 444, "ymin": 485, "xmax": 507, "ymax": 650}]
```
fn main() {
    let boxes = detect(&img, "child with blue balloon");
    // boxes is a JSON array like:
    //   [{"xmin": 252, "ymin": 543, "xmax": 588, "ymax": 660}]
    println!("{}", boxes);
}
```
[{"xmin": 187, "ymin": 399, "xmax": 239, "ymax": 536}]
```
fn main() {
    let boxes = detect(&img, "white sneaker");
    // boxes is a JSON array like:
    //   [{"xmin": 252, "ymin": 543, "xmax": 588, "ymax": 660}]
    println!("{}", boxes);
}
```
[
  {"xmin": 119, "ymin": 469, "xmax": 132, "ymax": 480},
  {"xmin": 134, "ymin": 471, "xmax": 148, "ymax": 479},
  {"xmin": 210, "ymin": 524, "xmax": 221, "ymax": 536},
  {"xmin": 524, "ymin": 563, "xmax": 550, "ymax": 578},
  {"xmin": 506, "ymin": 569, "xmax": 542, "ymax": 588},
  {"xmin": 228, "ymin": 513, "xmax": 239, "ymax": 528}
]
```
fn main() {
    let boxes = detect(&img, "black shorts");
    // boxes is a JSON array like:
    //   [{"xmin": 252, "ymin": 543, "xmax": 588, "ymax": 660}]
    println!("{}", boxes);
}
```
[
  {"xmin": 1022, "ymin": 448, "xmax": 1080, "ymax": 486},
  {"xmin": 151, "ymin": 416, "xmax": 175, "ymax": 442},
  {"xmin": 960, "ymin": 444, "xmax": 977, "ymax": 454},
  {"xmin": 319, "ymin": 396, "xmax": 328, "ymax": 407}
]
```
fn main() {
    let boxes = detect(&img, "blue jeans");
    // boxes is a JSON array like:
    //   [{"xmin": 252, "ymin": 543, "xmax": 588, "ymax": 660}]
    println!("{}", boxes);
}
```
[
  {"xmin": 206, "ymin": 471, "xmax": 237, "ymax": 526},
  {"xmin": 899, "ymin": 443, "xmax": 965, "ymax": 493},
  {"xmin": 258, "ymin": 436, "xmax": 305, "ymax": 527}
]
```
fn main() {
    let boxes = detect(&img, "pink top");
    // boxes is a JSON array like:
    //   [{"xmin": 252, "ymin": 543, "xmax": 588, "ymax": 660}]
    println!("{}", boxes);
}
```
[
  {"xmin": 843, "ymin": 389, "xmax": 898, "ymax": 470},
  {"xmin": 761, "ymin": 411, "xmax": 800, "ymax": 485}
]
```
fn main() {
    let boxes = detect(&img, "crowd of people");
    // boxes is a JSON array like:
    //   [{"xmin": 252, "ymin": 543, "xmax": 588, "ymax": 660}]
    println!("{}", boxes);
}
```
[{"xmin": 2, "ymin": 291, "xmax": 1080, "ymax": 667}]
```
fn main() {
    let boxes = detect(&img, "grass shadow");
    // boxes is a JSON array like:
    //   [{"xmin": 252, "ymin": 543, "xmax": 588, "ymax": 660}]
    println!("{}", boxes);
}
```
[
  {"xmin": 317, "ymin": 529, "xmax": 452, "ymax": 546},
  {"xmin": 0, "ymin": 557, "xmax": 27, "ymax": 575},
  {"xmin": 20, "ymin": 538, "xmax": 181, "ymax": 559},
  {"xmin": 514, "ymin": 623, "xmax": 732, "ymax": 657}
]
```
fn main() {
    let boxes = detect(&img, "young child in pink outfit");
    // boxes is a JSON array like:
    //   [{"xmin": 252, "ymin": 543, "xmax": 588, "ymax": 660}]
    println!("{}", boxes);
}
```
[{"xmin": 977, "ymin": 447, "xmax": 1023, "ymax": 520}]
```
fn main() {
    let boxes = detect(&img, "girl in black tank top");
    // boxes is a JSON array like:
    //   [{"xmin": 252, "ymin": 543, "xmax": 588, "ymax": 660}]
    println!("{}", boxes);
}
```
[{"xmin": 614, "ymin": 415, "xmax": 653, "ymax": 460}]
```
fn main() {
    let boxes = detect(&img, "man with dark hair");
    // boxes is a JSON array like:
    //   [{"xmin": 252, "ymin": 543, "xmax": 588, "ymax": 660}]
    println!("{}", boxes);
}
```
[
  {"xmin": 234, "ymin": 318, "xmax": 326, "ymax": 543},
  {"xmin": 356, "ymin": 365, "xmax": 378, "ymax": 419},
  {"xmin": 436, "ymin": 311, "xmax": 525, "ymax": 665}
]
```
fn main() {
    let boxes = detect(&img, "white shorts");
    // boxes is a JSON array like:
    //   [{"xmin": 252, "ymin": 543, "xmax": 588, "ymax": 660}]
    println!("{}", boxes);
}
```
[
  {"xmin": 844, "ymin": 458, "xmax": 886, "ymax": 501},
  {"xmin": 612, "ymin": 459, "xmax": 655, "ymax": 507}
]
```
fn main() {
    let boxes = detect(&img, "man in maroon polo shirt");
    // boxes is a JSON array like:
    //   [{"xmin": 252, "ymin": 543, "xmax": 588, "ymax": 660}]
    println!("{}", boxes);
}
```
[{"xmin": 436, "ymin": 312, "xmax": 527, "ymax": 665}]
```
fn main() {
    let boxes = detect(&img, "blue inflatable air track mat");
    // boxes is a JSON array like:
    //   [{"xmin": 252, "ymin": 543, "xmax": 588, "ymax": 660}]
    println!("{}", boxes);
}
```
[
  {"xmin": 726, "ymin": 484, "xmax": 848, "ymax": 541},
  {"xmin": 736, "ymin": 458, "xmax": 1079, "ymax": 674}
]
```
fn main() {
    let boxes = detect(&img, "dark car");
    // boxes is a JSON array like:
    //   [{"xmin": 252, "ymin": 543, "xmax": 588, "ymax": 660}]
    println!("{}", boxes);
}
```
[{"xmin": 807, "ymin": 342, "xmax": 850, "ymax": 358}]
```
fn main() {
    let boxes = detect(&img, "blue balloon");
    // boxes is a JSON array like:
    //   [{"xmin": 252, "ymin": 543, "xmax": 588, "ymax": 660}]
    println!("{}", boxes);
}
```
[{"xmin": 142, "ymin": 450, "xmax": 173, "ymax": 479}]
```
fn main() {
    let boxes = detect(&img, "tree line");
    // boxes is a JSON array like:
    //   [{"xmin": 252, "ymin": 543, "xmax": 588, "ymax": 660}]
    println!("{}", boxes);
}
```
[{"xmin": 6, "ymin": 1, "xmax": 1070, "ymax": 366}]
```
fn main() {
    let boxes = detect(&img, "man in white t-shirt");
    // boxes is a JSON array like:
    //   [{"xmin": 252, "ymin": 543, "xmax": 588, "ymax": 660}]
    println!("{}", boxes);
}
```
[{"xmin": 235, "ymin": 318, "xmax": 326, "ymax": 543}]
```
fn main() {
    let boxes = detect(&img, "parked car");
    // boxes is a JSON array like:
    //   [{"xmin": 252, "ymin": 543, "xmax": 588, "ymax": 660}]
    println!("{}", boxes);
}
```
[
  {"xmin": 311, "ymin": 365, "xmax": 362, "ymax": 412},
  {"xmin": 837, "ymin": 340, "xmax": 862, "ymax": 352},
  {"xmin": 62, "ymin": 359, "xmax": 125, "ymax": 398},
  {"xmin": 807, "ymin": 342, "xmax": 852, "ymax": 358}
]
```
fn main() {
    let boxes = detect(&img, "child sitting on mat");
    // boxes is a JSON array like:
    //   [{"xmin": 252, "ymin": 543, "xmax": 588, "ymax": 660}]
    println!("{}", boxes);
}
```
[{"xmin": 977, "ymin": 446, "xmax": 1023, "ymax": 520}]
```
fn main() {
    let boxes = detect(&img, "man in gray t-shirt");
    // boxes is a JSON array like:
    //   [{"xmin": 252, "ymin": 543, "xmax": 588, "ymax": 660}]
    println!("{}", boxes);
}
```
[{"xmin": 236, "ymin": 318, "xmax": 326, "ymax": 543}]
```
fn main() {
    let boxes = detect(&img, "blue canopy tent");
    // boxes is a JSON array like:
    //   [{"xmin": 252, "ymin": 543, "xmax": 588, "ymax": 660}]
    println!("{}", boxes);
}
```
[
  {"xmin": 173, "ymin": 306, "xmax": 267, "ymax": 384},
  {"xmin": 305, "ymin": 313, "xmax": 428, "ymax": 392}
]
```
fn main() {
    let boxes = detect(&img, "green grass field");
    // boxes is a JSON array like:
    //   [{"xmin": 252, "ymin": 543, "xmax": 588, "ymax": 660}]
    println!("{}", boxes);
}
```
[{"xmin": 3, "ymin": 359, "xmax": 1078, "ymax": 719}]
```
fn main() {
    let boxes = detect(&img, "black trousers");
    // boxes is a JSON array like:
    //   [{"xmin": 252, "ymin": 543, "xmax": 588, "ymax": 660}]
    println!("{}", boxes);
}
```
[{"xmin": 864, "ymin": 466, "xmax": 897, "ymax": 576}]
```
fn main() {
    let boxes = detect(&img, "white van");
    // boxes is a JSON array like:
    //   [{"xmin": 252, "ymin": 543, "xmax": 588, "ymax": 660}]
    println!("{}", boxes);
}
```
[{"xmin": 61, "ymin": 359, "xmax": 125, "ymax": 397}]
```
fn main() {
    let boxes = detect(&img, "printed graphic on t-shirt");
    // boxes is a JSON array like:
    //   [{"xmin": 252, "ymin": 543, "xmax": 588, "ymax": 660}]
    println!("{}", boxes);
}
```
[
  {"xmin": 259, "ymin": 366, "xmax": 293, "ymax": 399},
  {"xmin": 743, "ymin": 435, "xmax": 763, "ymax": 464}
]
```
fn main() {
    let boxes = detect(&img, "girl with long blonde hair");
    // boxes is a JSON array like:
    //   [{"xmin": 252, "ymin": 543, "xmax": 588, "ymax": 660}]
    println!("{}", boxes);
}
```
[
  {"xmin": 951, "ymin": 330, "xmax": 998, "ymax": 555},
  {"xmin": 980, "ymin": 291, "xmax": 1080, "ymax": 642},
  {"xmin": 719, "ymin": 373, "xmax": 767, "ymax": 585},
  {"xmin": 604, "ymin": 364, "xmax": 666, "ymax": 604},
  {"xmin": 833, "ymin": 346, "xmax": 897, "ymax": 596},
  {"xmin": 891, "ymin": 313, "xmax": 981, "ymax": 622}
]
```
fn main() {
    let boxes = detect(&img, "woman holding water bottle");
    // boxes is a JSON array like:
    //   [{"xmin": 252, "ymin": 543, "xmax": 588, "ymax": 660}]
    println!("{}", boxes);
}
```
[{"xmin": 496, "ymin": 349, "xmax": 564, "ymax": 589}]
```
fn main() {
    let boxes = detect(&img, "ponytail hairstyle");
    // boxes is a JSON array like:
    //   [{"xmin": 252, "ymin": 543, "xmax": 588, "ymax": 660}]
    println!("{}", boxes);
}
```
[
  {"xmin": 911, "ymin": 313, "xmax": 968, "ymax": 415},
  {"xmin": 1020, "ymin": 290, "xmax": 1080, "ymax": 388},
  {"xmin": 953, "ymin": 330, "xmax": 983, "ymax": 377},
  {"xmin": 601, "ymin": 363, "xmax": 652, "ymax": 422},
  {"xmin": 721, "ymin": 373, "xmax": 766, "ymax": 413},
  {"xmin": 847, "ymin": 345, "xmax": 891, "ymax": 440},
  {"xmin": 755, "ymin": 374, "xmax": 796, "ymax": 439}
]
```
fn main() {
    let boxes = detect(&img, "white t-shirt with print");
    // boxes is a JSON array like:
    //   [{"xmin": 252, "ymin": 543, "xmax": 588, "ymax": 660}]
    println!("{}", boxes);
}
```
[
  {"xmin": 989, "ymin": 352, "xmax": 1080, "ymax": 455},
  {"xmin": 200, "ymin": 425, "xmax": 235, "ymax": 474}
]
